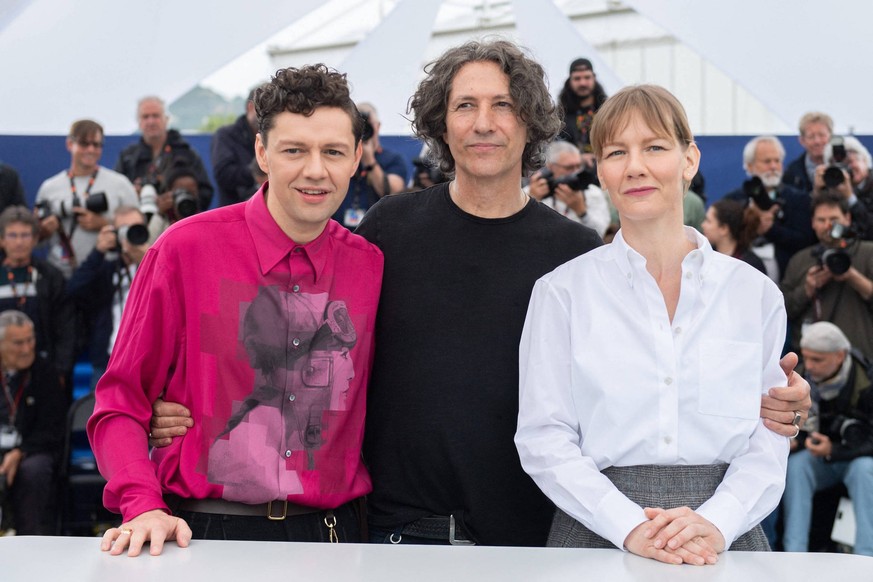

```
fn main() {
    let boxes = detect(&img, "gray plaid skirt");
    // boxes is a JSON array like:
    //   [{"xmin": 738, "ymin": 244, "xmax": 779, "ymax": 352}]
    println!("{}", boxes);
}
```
[{"xmin": 547, "ymin": 463, "xmax": 770, "ymax": 551}]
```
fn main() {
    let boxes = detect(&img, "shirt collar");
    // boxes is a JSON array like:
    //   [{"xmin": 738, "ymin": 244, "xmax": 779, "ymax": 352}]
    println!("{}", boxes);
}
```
[
  {"xmin": 244, "ymin": 182, "xmax": 332, "ymax": 282},
  {"xmin": 609, "ymin": 226, "xmax": 711, "ymax": 288}
]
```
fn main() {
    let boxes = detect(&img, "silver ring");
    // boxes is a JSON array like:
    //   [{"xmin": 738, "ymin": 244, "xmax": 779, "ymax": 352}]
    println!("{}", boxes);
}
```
[
  {"xmin": 792, "ymin": 411, "xmax": 802, "ymax": 429},
  {"xmin": 790, "ymin": 426, "xmax": 800, "ymax": 439}
]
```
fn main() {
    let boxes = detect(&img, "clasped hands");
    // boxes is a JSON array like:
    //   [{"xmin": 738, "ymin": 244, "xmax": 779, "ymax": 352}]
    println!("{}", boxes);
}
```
[{"xmin": 624, "ymin": 506, "xmax": 725, "ymax": 566}]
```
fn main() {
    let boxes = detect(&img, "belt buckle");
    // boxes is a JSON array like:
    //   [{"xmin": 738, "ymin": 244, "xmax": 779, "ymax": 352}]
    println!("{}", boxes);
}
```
[
  {"xmin": 267, "ymin": 500, "xmax": 288, "ymax": 520},
  {"xmin": 449, "ymin": 515, "xmax": 474, "ymax": 546}
]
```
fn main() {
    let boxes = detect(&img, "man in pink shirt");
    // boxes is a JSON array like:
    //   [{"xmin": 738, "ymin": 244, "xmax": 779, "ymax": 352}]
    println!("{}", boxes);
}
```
[{"xmin": 88, "ymin": 64, "xmax": 383, "ymax": 556}]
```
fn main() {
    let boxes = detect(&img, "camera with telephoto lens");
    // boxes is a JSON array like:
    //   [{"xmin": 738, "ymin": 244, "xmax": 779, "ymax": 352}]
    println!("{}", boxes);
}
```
[
  {"xmin": 35, "ymin": 192, "xmax": 109, "ymax": 219},
  {"xmin": 34, "ymin": 200, "xmax": 54, "ymax": 221},
  {"xmin": 824, "ymin": 136, "xmax": 851, "ymax": 188},
  {"xmin": 828, "ymin": 414, "xmax": 870, "ymax": 448},
  {"xmin": 139, "ymin": 179, "xmax": 161, "ymax": 219},
  {"xmin": 811, "ymin": 222, "xmax": 856, "ymax": 276},
  {"xmin": 539, "ymin": 166, "xmax": 598, "ymax": 198},
  {"xmin": 114, "ymin": 223, "xmax": 149, "ymax": 250},
  {"xmin": 360, "ymin": 111, "xmax": 375, "ymax": 143},
  {"xmin": 172, "ymin": 189, "xmax": 198, "ymax": 219},
  {"xmin": 742, "ymin": 176, "xmax": 784, "ymax": 211}
]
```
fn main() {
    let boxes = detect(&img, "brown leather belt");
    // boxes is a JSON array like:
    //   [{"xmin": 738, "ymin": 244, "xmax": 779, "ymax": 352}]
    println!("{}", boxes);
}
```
[{"xmin": 166, "ymin": 494, "xmax": 319, "ymax": 520}]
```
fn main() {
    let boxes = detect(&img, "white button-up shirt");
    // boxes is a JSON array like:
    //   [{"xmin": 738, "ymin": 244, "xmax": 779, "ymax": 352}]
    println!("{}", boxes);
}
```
[{"xmin": 516, "ymin": 227, "xmax": 789, "ymax": 550}]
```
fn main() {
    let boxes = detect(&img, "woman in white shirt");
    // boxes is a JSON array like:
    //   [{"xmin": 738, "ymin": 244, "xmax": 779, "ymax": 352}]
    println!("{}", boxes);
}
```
[{"xmin": 515, "ymin": 85, "xmax": 789, "ymax": 566}]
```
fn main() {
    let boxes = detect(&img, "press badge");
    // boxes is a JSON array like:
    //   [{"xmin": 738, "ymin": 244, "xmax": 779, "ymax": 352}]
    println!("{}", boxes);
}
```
[
  {"xmin": 0, "ymin": 426, "xmax": 21, "ymax": 449},
  {"xmin": 344, "ymin": 208, "xmax": 365, "ymax": 228}
]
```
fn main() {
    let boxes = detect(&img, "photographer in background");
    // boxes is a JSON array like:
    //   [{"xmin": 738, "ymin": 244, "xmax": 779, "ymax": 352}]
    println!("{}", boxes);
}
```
[
  {"xmin": 525, "ymin": 141, "xmax": 609, "ymax": 237},
  {"xmin": 35, "ymin": 119, "xmax": 138, "ymax": 278},
  {"xmin": 781, "ymin": 192, "xmax": 873, "ymax": 358},
  {"xmin": 116, "ymin": 96, "xmax": 213, "ymax": 211},
  {"xmin": 66, "ymin": 207, "xmax": 151, "ymax": 387},
  {"xmin": 556, "ymin": 58, "xmax": 608, "ymax": 170},
  {"xmin": 725, "ymin": 135, "xmax": 816, "ymax": 281},
  {"xmin": 0, "ymin": 310, "xmax": 64, "ymax": 535},
  {"xmin": 211, "ymin": 86, "xmax": 262, "ymax": 207},
  {"xmin": 332, "ymin": 103, "xmax": 407, "ymax": 229},
  {"xmin": 0, "ymin": 207, "xmax": 75, "ymax": 389},
  {"xmin": 812, "ymin": 137, "xmax": 873, "ymax": 241},
  {"xmin": 783, "ymin": 322, "xmax": 873, "ymax": 556},
  {"xmin": 140, "ymin": 164, "xmax": 200, "ymax": 241},
  {"xmin": 784, "ymin": 112, "xmax": 834, "ymax": 193}
]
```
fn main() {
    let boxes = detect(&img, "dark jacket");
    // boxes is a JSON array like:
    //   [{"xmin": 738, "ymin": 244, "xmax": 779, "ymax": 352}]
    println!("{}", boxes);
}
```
[
  {"xmin": 724, "ymin": 183, "xmax": 817, "ymax": 276},
  {"xmin": 556, "ymin": 81, "xmax": 608, "ymax": 153},
  {"xmin": 802, "ymin": 352, "xmax": 873, "ymax": 463},
  {"xmin": 115, "ymin": 129, "xmax": 214, "ymax": 210},
  {"xmin": 0, "ymin": 253, "xmax": 75, "ymax": 375},
  {"xmin": 65, "ymin": 248, "xmax": 119, "ymax": 370},
  {"xmin": 11, "ymin": 354, "xmax": 65, "ymax": 455},
  {"xmin": 0, "ymin": 163, "xmax": 26, "ymax": 213},
  {"xmin": 211, "ymin": 114, "xmax": 256, "ymax": 207},
  {"xmin": 783, "ymin": 152, "xmax": 814, "ymax": 193}
]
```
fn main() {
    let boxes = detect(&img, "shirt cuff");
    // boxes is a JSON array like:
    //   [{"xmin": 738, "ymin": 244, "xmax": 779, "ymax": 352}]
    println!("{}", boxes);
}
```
[
  {"xmin": 695, "ymin": 492, "xmax": 746, "ymax": 547},
  {"xmin": 591, "ymin": 487, "xmax": 648, "ymax": 550}
]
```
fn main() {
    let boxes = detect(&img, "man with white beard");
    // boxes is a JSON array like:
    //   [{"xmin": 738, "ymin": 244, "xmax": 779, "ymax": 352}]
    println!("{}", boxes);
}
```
[{"xmin": 725, "ymin": 135, "xmax": 816, "ymax": 281}]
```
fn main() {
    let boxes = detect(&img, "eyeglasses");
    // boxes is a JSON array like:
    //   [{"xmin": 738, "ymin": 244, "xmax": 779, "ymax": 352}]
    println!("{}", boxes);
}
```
[
  {"xmin": 552, "ymin": 162, "xmax": 583, "ymax": 173},
  {"xmin": 76, "ymin": 140, "xmax": 104, "ymax": 149},
  {"xmin": 3, "ymin": 231, "xmax": 33, "ymax": 240}
]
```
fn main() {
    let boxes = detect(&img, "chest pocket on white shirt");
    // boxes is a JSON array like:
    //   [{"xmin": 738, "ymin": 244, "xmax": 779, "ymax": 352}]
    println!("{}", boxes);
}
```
[{"xmin": 698, "ymin": 339, "xmax": 762, "ymax": 420}]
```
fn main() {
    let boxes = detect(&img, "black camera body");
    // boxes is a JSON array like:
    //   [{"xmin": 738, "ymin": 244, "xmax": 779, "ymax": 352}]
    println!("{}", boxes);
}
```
[
  {"xmin": 812, "ymin": 222, "xmax": 856, "ymax": 276},
  {"xmin": 742, "ymin": 176, "xmax": 784, "ymax": 211},
  {"xmin": 34, "ymin": 200, "xmax": 53, "ymax": 221},
  {"xmin": 35, "ymin": 192, "xmax": 109, "ymax": 220},
  {"xmin": 539, "ymin": 167, "xmax": 598, "ymax": 198},
  {"xmin": 114, "ymin": 223, "xmax": 149, "ymax": 250},
  {"xmin": 824, "ymin": 136, "xmax": 851, "ymax": 188},
  {"xmin": 828, "ymin": 414, "xmax": 870, "ymax": 448},
  {"xmin": 360, "ymin": 111, "xmax": 375, "ymax": 143},
  {"xmin": 173, "ymin": 188, "xmax": 198, "ymax": 219}
]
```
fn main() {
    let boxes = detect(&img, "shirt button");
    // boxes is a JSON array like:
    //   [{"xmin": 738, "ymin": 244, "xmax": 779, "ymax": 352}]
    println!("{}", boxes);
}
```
[
  {"xmin": 292, "ymin": 338, "xmax": 300, "ymax": 347},
  {"xmin": 288, "ymin": 394, "xmax": 296, "ymax": 402},
  {"xmin": 285, "ymin": 450, "xmax": 292, "ymax": 458},
  {"xmin": 664, "ymin": 436, "xmax": 672, "ymax": 444},
  {"xmin": 685, "ymin": 272, "xmax": 692, "ymax": 279},
  {"xmin": 293, "ymin": 248, "xmax": 302, "ymax": 254},
  {"xmin": 626, "ymin": 272, "xmax": 632, "ymax": 279},
  {"xmin": 292, "ymin": 284, "xmax": 300, "ymax": 293},
  {"xmin": 674, "ymin": 327, "xmax": 682, "ymax": 335},
  {"xmin": 664, "ymin": 377, "xmax": 673, "ymax": 385}
]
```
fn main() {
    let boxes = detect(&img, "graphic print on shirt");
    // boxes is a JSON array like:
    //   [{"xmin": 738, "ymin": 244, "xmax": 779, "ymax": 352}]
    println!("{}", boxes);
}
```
[{"xmin": 206, "ymin": 284, "xmax": 357, "ymax": 503}]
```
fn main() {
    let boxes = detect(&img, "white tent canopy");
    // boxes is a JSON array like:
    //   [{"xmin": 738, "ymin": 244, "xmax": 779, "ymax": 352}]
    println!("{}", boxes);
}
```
[{"xmin": 1, "ymin": 0, "xmax": 871, "ymax": 135}]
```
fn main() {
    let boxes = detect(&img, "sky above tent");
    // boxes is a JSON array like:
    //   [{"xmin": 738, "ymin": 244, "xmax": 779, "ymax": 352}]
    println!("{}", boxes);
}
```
[{"xmin": 1, "ymin": 0, "xmax": 871, "ymax": 136}]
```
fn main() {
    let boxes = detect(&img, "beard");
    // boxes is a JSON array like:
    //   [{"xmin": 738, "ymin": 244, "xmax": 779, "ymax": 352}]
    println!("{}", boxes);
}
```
[
  {"xmin": 574, "ymin": 85, "xmax": 593, "ymax": 99},
  {"xmin": 759, "ymin": 171, "xmax": 782, "ymax": 189}
]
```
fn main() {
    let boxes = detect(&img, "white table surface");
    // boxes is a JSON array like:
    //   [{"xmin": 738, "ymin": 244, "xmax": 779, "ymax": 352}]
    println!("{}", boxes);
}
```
[{"xmin": 2, "ymin": 536, "xmax": 871, "ymax": 581}]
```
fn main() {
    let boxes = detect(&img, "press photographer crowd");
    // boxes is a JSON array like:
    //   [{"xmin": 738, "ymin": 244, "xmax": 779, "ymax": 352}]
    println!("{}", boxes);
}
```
[{"xmin": 0, "ymin": 50, "xmax": 871, "ymax": 563}]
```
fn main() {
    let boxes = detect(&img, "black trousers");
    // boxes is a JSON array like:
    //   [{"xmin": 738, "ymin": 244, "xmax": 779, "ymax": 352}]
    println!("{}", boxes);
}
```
[{"xmin": 175, "ymin": 499, "xmax": 362, "ymax": 542}]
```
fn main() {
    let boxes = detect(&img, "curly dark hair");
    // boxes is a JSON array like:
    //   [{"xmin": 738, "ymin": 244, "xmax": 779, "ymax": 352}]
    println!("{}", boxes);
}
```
[
  {"xmin": 254, "ymin": 64, "xmax": 364, "ymax": 145},
  {"xmin": 409, "ymin": 39, "xmax": 561, "ymax": 176}
]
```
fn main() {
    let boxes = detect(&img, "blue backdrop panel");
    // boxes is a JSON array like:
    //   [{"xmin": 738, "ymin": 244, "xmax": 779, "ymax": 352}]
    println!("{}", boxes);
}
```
[{"xmin": 2, "ymin": 134, "xmax": 871, "ymax": 209}]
